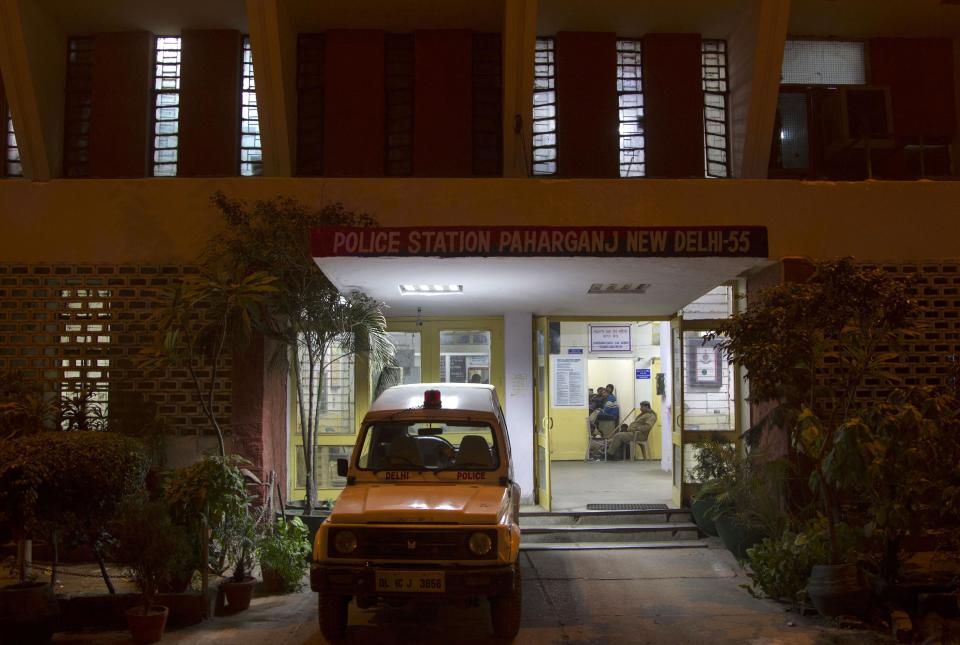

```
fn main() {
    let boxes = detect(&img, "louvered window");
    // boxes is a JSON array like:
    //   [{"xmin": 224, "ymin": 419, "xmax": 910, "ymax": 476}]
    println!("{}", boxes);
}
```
[
  {"xmin": 63, "ymin": 37, "xmax": 94, "ymax": 178},
  {"xmin": 239, "ymin": 36, "xmax": 262, "ymax": 176},
  {"xmin": 531, "ymin": 37, "xmax": 557, "ymax": 176},
  {"xmin": 5, "ymin": 109, "xmax": 20, "ymax": 177},
  {"xmin": 702, "ymin": 40, "xmax": 729, "ymax": 178},
  {"xmin": 617, "ymin": 39, "xmax": 645, "ymax": 177},
  {"xmin": 151, "ymin": 36, "xmax": 181, "ymax": 177},
  {"xmin": 385, "ymin": 34, "xmax": 414, "ymax": 176}
]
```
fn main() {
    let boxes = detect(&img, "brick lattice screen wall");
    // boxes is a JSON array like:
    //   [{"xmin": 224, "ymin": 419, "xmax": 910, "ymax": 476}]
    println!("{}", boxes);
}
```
[{"xmin": 0, "ymin": 264, "xmax": 231, "ymax": 436}]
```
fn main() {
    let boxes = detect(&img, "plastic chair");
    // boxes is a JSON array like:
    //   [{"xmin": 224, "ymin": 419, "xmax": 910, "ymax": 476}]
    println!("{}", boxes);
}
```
[
  {"xmin": 586, "ymin": 417, "xmax": 611, "ymax": 461},
  {"xmin": 629, "ymin": 429, "xmax": 652, "ymax": 461}
]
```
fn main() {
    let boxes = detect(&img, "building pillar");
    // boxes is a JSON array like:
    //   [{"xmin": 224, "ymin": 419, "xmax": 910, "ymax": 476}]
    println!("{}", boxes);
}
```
[
  {"xmin": 503, "ymin": 312, "xmax": 534, "ymax": 504},
  {"xmin": 231, "ymin": 334, "xmax": 288, "ymax": 506}
]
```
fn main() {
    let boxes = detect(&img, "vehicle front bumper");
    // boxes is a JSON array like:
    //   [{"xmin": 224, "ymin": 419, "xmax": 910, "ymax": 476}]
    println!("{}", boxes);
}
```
[{"xmin": 310, "ymin": 562, "xmax": 518, "ymax": 597}]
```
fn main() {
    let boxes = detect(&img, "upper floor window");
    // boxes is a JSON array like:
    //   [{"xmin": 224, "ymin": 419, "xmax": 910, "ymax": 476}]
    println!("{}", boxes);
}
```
[
  {"xmin": 240, "ymin": 36, "xmax": 262, "ymax": 176},
  {"xmin": 5, "ymin": 109, "xmax": 21, "ymax": 177},
  {"xmin": 151, "ymin": 36, "xmax": 181, "ymax": 177},
  {"xmin": 531, "ymin": 37, "xmax": 557, "ymax": 176},
  {"xmin": 617, "ymin": 39, "xmax": 644, "ymax": 178},
  {"xmin": 702, "ymin": 40, "xmax": 729, "ymax": 178},
  {"xmin": 781, "ymin": 40, "xmax": 865, "ymax": 85}
]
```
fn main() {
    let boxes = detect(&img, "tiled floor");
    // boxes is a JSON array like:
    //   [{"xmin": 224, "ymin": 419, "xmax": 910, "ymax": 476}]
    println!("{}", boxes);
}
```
[{"xmin": 550, "ymin": 459, "xmax": 673, "ymax": 510}]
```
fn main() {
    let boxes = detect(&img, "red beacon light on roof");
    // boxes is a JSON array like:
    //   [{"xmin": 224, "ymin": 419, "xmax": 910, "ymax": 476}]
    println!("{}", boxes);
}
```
[{"xmin": 423, "ymin": 389, "xmax": 442, "ymax": 409}]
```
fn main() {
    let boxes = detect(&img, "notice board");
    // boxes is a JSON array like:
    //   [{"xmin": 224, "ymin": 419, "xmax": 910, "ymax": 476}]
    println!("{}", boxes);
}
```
[{"xmin": 551, "ymin": 355, "xmax": 586, "ymax": 407}]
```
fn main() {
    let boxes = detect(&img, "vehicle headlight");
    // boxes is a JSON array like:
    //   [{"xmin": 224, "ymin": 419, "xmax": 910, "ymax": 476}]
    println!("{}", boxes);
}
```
[
  {"xmin": 333, "ymin": 530, "xmax": 358, "ymax": 555},
  {"xmin": 468, "ymin": 531, "xmax": 493, "ymax": 556}
]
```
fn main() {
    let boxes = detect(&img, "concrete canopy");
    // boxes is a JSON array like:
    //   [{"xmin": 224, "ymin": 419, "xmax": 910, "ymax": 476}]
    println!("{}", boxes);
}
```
[{"xmin": 314, "ymin": 255, "xmax": 768, "ymax": 317}]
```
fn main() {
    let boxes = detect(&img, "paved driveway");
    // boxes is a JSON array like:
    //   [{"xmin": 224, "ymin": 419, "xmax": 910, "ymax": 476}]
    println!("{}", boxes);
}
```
[{"xmin": 54, "ymin": 545, "xmax": 890, "ymax": 644}]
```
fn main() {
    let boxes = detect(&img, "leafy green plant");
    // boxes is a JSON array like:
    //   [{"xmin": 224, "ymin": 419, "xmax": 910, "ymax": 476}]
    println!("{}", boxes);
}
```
[
  {"xmin": 831, "ymin": 387, "xmax": 960, "ymax": 582},
  {"xmin": 712, "ymin": 258, "xmax": 919, "ymax": 564},
  {"xmin": 258, "ymin": 517, "xmax": 310, "ymax": 592},
  {"xmin": 222, "ymin": 507, "xmax": 259, "ymax": 582},
  {"xmin": 691, "ymin": 437, "xmax": 736, "ymax": 487},
  {"xmin": 165, "ymin": 455, "xmax": 250, "ymax": 572},
  {"xmin": 703, "ymin": 450, "xmax": 789, "ymax": 542},
  {"xmin": 0, "ymin": 371, "xmax": 54, "ymax": 439},
  {"xmin": 205, "ymin": 193, "xmax": 395, "ymax": 514},
  {"xmin": 109, "ymin": 494, "xmax": 193, "ymax": 610},
  {"xmin": 745, "ymin": 517, "xmax": 858, "ymax": 606}
]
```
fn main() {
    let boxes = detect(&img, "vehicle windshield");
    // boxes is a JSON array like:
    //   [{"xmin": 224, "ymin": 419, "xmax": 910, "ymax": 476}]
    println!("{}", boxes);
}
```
[{"xmin": 357, "ymin": 420, "xmax": 500, "ymax": 472}]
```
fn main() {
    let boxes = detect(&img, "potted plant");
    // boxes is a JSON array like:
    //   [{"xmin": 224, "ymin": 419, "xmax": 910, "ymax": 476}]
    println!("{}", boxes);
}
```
[
  {"xmin": 165, "ymin": 455, "xmax": 250, "ymax": 602},
  {"xmin": 220, "ymin": 506, "xmax": 259, "ymax": 611},
  {"xmin": 109, "ymin": 494, "xmax": 193, "ymax": 644},
  {"xmin": 689, "ymin": 438, "xmax": 735, "ymax": 536},
  {"xmin": 713, "ymin": 258, "xmax": 917, "ymax": 616},
  {"xmin": 257, "ymin": 516, "xmax": 310, "ymax": 593}
]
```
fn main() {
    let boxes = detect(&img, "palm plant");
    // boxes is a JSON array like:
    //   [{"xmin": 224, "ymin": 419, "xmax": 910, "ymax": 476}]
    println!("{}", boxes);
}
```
[
  {"xmin": 141, "ymin": 268, "xmax": 277, "ymax": 457},
  {"xmin": 206, "ymin": 193, "xmax": 394, "ymax": 514}
]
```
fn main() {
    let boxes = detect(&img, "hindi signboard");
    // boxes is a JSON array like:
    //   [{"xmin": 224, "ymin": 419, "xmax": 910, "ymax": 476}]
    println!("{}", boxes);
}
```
[{"xmin": 589, "ymin": 325, "xmax": 632, "ymax": 353}]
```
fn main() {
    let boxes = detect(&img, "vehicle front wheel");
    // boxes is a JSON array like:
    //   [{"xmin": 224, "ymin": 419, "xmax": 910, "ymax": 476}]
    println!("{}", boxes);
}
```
[
  {"xmin": 490, "ymin": 569, "xmax": 522, "ymax": 640},
  {"xmin": 318, "ymin": 593, "xmax": 349, "ymax": 641}
]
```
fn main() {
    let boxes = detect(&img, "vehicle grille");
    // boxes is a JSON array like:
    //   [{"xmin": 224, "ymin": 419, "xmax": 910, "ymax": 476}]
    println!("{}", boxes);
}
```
[{"xmin": 329, "ymin": 528, "xmax": 497, "ymax": 560}]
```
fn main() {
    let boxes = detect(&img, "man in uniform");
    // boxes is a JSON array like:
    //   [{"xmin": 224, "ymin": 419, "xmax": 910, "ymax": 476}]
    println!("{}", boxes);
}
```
[{"xmin": 608, "ymin": 400, "xmax": 657, "ymax": 460}]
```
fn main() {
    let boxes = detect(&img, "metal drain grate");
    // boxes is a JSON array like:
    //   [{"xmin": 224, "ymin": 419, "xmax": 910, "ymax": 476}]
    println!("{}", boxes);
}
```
[{"xmin": 585, "ymin": 503, "xmax": 669, "ymax": 511}]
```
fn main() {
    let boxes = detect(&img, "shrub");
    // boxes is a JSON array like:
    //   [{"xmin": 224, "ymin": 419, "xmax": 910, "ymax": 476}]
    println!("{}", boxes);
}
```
[
  {"xmin": 109, "ymin": 494, "xmax": 193, "ymax": 610},
  {"xmin": 0, "ymin": 431, "xmax": 148, "ymax": 544},
  {"xmin": 745, "ymin": 518, "xmax": 858, "ymax": 606},
  {"xmin": 258, "ymin": 517, "xmax": 310, "ymax": 592}
]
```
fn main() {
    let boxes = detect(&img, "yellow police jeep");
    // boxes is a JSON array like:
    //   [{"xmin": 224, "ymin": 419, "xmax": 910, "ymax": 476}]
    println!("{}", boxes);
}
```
[{"xmin": 310, "ymin": 383, "xmax": 523, "ymax": 640}]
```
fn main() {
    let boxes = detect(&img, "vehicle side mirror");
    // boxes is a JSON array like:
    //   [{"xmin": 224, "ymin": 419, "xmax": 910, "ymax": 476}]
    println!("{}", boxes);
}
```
[{"xmin": 337, "ymin": 458, "xmax": 349, "ymax": 477}]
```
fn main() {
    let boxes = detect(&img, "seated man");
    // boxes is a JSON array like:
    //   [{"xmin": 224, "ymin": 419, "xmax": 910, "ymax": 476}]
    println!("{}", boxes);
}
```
[
  {"xmin": 596, "ymin": 395, "xmax": 620, "ymax": 427},
  {"xmin": 588, "ymin": 386, "xmax": 607, "ymax": 427},
  {"xmin": 608, "ymin": 401, "xmax": 657, "ymax": 460}
]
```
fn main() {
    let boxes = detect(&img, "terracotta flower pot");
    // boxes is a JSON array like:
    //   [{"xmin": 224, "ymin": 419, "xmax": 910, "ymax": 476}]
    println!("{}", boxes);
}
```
[
  {"xmin": 125, "ymin": 605, "xmax": 169, "ymax": 644},
  {"xmin": 807, "ymin": 564, "xmax": 869, "ymax": 617},
  {"xmin": 222, "ymin": 577, "xmax": 256, "ymax": 612},
  {"xmin": 0, "ymin": 581, "xmax": 60, "ymax": 645}
]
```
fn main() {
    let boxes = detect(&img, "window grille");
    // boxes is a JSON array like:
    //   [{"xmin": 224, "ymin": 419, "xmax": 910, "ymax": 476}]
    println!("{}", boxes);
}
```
[
  {"xmin": 151, "ymin": 36, "xmax": 181, "ymax": 177},
  {"xmin": 385, "ymin": 34, "xmax": 414, "ymax": 176},
  {"xmin": 59, "ymin": 287, "xmax": 111, "ymax": 422},
  {"xmin": 702, "ymin": 40, "xmax": 729, "ymax": 178},
  {"xmin": 531, "ymin": 37, "xmax": 557, "ymax": 176},
  {"xmin": 297, "ymin": 341, "xmax": 355, "ymax": 435},
  {"xmin": 5, "ymin": 109, "xmax": 20, "ymax": 177},
  {"xmin": 617, "ymin": 39, "xmax": 645, "ymax": 177},
  {"xmin": 63, "ymin": 37, "xmax": 94, "ymax": 178},
  {"xmin": 782, "ymin": 40, "xmax": 865, "ymax": 85},
  {"xmin": 239, "ymin": 36, "xmax": 262, "ymax": 176}
]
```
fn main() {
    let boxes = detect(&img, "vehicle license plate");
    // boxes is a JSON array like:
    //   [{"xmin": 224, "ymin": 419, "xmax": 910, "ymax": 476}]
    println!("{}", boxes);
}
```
[{"xmin": 375, "ymin": 570, "xmax": 445, "ymax": 593}]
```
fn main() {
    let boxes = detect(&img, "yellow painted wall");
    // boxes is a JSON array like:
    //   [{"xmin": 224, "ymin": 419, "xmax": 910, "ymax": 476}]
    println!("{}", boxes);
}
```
[{"xmin": 1, "ymin": 178, "xmax": 959, "ymax": 264}]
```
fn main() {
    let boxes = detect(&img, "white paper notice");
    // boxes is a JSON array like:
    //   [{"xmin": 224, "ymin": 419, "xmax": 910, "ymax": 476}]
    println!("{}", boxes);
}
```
[{"xmin": 550, "ymin": 355, "xmax": 586, "ymax": 407}]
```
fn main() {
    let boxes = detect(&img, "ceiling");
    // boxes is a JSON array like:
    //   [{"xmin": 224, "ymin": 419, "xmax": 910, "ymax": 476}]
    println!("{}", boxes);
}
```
[{"xmin": 315, "ymin": 255, "xmax": 769, "ymax": 317}]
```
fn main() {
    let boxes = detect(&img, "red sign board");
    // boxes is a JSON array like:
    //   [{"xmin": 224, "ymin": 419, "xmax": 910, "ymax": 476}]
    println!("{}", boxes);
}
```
[{"xmin": 312, "ymin": 226, "xmax": 768, "ymax": 259}]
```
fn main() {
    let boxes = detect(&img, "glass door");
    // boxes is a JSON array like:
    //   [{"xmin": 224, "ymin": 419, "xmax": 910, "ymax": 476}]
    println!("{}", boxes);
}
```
[{"xmin": 534, "ymin": 316, "xmax": 552, "ymax": 510}]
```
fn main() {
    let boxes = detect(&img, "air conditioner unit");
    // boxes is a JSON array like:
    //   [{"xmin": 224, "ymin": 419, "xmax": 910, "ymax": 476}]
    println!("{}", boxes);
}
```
[{"xmin": 821, "ymin": 85, "xmax": 895, "ymax": 159}]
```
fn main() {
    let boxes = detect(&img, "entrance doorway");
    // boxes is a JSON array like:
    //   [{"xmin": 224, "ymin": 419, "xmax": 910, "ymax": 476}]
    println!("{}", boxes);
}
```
[{"xmin": 533, "ymin": 286, "xmax": 744, "ymax": 511}]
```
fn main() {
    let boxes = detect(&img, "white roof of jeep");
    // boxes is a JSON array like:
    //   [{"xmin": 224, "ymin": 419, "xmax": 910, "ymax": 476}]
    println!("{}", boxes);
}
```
[{"xmin": 368, "ymin": 383, "xmax": 499, "ymax": 415}]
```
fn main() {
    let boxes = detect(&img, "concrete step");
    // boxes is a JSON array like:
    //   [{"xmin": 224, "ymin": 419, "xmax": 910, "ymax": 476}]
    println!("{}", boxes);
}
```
[
  {"xmin": 520, "ymin": 540, "xmax": 709, "ymax": 552},
  {"xmin": 519, "ymin": 509, "xmax": 692, "ymax": 527},
  {"xmin": 520, "ymin": 522, "xmax": 700, "ymax": 543}
]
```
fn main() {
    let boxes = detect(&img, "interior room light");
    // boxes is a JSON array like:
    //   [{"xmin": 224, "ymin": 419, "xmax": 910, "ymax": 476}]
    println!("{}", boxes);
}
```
[{"xmin": 399, "ymin": 284, "xmax": 464, "ymax": 296}]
